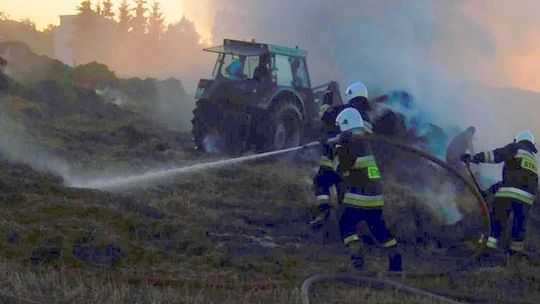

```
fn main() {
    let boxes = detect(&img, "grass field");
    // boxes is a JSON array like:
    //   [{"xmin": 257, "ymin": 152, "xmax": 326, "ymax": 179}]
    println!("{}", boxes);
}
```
[{"xmin": 1, "ymin": 42, "xmax": 540, "ymax": 303}]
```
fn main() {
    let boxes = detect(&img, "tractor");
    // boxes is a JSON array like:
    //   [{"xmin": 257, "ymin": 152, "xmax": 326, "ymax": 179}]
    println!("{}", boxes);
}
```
[{"xmin": 191, "ymin": 39, "xmax": 342, "ymax": 154}]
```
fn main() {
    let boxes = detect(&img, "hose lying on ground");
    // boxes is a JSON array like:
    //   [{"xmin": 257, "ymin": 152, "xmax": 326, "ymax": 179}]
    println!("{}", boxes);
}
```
[
  {"xmin": 300, "ymin": 273, "xmax": 463, "ymax": 304},
  {"xmin": 300, "ymin": 269, "xmax": 540, "ymax": 304}
]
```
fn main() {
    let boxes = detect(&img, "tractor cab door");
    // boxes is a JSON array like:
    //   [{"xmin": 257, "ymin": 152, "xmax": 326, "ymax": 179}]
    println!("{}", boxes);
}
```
[
  {"xmin": 290, "ymin": 57, "xmax": 315, "ymax": 117},
  {"xmin": 272, "ymin": 55, "xmax": 315, "ymax": 117}
]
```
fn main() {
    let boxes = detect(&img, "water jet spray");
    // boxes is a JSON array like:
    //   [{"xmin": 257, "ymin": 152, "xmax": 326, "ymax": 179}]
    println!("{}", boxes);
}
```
[
  {"xmin": 69, "ymin": 135, "xmax": 489, "ymax": 231},
  {"xmin": 68, "ymin": 141, "xmax": 320, "ymax": 190}
]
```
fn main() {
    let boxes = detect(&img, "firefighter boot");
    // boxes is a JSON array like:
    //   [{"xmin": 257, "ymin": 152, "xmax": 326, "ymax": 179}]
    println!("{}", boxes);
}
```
[
  {"xmin": 388, "ymin": 249, "xmax": 402, "ymax": 272},
  {"xmin": 348, "ymin": 242, "xmax": 364, "ymax": 271},
  {"xmin": 506, "ymin": 249, "xmax": 526, "ymax": 268},
  {"xmin": 350, "ymin": 253, "xmax": 364, "ymax": 270}
]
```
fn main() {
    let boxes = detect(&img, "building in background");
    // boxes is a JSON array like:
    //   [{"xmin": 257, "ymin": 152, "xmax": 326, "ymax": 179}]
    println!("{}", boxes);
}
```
[{"xmin": 53, "ymin": 15, "xmax": 76, "ymax": 66}]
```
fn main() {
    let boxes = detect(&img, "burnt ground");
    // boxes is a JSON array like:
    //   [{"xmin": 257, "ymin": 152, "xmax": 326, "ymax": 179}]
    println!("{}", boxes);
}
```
[
  {"xmin": 1, "ymin": 44, "xmax": 540, "ymax": 303},
  {"xmin": 3, "ymin": 145, "xmax": 540, "ymax": 303}
]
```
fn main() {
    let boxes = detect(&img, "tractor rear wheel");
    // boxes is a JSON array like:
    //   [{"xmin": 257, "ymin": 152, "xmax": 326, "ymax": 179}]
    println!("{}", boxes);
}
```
[
  {"xmin": 192, "ymin": 100, "xmax": 223, "ymax": 153},
  {"xmin": 192, "ymin": 100, "xmax": 247, "ymax": 154}
]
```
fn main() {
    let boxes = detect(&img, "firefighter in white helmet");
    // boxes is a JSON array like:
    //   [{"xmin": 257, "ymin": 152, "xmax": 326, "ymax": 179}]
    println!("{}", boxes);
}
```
[
  {"xmin": 312, "ymin": 82, "xmax": 375, "ymax": 229},
  {"xmin": 311, "ymin": 82, "xmax": 372, "ymax": 229},
  {"xmin": 462, "ymin": 130, "xmax": 538, "ymax": 263},
  {"xmin": 331, "ymin": 108, "xmax": 401, "ymax": 271},
  {"xmin": 319, "ymin": 82, "xmax": 373, "ymax": 134}
]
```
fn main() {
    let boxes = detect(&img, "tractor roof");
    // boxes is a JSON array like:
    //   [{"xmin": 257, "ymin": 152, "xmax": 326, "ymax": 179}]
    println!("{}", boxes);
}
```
[{"xmin": 204, "ymin": 39, "xmax": 307, "ymax": 58}]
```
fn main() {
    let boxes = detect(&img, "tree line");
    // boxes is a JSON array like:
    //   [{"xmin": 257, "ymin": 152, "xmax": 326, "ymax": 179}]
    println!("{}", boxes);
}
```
[
  {"xmin": 71, "ymin": 0, "xmax": 206, "ymax": 87},
  {"xmin": 1, "ymin": 1, "xmax": 210, "ymax": 89}
]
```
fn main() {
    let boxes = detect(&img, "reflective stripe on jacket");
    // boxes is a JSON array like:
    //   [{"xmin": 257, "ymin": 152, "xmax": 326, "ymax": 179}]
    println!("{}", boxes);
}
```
[
  {"xmin": 336, "ymin": 133, "xmax": 384, "ymax": 208},
  {"xmin": 475, "ymin": 141, "xmax": 539, "ymax": 205}
]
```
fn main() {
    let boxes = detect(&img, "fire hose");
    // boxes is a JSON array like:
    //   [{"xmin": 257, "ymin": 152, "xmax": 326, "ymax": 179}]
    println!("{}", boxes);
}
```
[
  {"xmin": 298, "ymin": 134, "xmax": 493, "ymax": 304},
  {"xmin": 74, "ymin": 133, "xmax": 493, "ymax": 302},
  {"xmin": 300, "ymin": 273, "xmax": 462, "ymax": 304},
  {"xmin": 306, "ymin": 134, "xmax": 490, "ymax": 228}
]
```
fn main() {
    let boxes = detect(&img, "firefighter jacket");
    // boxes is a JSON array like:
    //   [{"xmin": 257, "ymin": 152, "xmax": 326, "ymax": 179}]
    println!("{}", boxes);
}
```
[
  {"xmin": 335, "ymin": 132, "xmax": 384, "ymax": 208},
  {"xmin": 315, "ymin": 98, "xmax": 374, "ymax": 206},
  {"xmin": 313, "ymin": 142, "xmax": 341, "ymax": 206},
  {"xmin": 474, "ymin": 141, "xmax": 539, "ymax": 205}
]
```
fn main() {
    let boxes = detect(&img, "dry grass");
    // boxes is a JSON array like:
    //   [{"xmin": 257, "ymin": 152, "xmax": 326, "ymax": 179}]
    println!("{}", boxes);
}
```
[
  {"xmin": 2, "ymin": 144, "xmax": 540, "ymax": 303},
  {"xmin": 0, "ymin": 258, "xmax": 463, "ymax": 304}
]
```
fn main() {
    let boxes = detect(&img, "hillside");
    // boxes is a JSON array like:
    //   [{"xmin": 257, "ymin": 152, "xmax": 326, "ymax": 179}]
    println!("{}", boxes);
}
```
[{"xmin": 1, "ymin": 43, "xmax": 540, "ymax": 303}]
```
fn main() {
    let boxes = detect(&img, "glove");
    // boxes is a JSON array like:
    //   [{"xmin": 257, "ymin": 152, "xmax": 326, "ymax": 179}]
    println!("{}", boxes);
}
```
[
  {"xmin": 322, "ymin": 91, "xmax": 333, "ymax": 105},
  {"xmin": 479, "ymin": 189, "xmax": 488, "ymax": 200},
  {"xmin": 309, "ymin": 203, "xmax": 331, "ymax": 230},
  {"xmin": 461, "ymin": 153, "xmax": 472, "ymax": 163},
  {"xmin": 309, "ymin": 210, "xmax": 330, "ymax": 230},
  {"xmin": 326, "ymin": 135, "xmax": 340, "ymax": 145}
]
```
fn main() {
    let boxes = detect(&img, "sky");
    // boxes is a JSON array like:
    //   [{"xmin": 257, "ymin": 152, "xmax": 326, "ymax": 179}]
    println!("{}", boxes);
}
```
[
  {"xmin": 5, "ymin": 0, "xmax": 540, "ymax": 94},
  {"xmin": 1, "ymin": 0, "xmax": 215, "ymax": 41}
]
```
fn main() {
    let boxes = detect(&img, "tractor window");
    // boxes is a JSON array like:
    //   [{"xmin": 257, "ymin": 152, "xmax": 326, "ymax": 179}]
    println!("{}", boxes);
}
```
[
  {"xmin": 213, "ymin": 54, "xmax": 247, "ymax": 80},
  {"xmin": 291, "ymin": 58, "xmax": 310, "ymax": 88},
  {"xmin": 243, "ymin": 56, "xmax": 260, "ymax": 79},
  {"xmin": 211, "ymin": 54, "xmax": 223, "ymax": 78},
  {"xmin": 274, "ymin": 55, "xmax": 294, "ymax": 87}
]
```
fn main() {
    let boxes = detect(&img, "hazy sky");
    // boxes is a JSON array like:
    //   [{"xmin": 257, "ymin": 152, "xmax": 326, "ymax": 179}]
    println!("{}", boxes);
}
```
[
  {"xmin": 5, "ymin": 1, "xmax": 540, "ymax": 94},
  {"xmin": 2, "ymin": 0, "xmax": 214, "ymax": 40}
]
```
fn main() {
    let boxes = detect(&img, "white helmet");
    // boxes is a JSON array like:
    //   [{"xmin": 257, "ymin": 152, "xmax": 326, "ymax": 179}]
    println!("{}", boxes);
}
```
[
  {"xmin": 514, "ymin": 130, "xmax": 535, "ymax": 145},
  {"xmin": 345, "ymin": 82, "xmax": 368, "ymax": 105},
  {"xmin": 336, "ymin": 108, "xmax": 365, "ymax": 132}
]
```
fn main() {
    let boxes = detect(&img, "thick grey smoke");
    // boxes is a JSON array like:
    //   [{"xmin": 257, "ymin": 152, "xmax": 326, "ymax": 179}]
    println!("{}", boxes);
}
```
[
  {"xmin": 210, "ymin": 1, "xmax": 490, "ymax": 123},
  {"xmin": 209, "ymin": 0, "xmax": 540, "ymax": 182},
  {"xmin": 0, "ymin": 110, "xmax": 72, "ymax": 178}
]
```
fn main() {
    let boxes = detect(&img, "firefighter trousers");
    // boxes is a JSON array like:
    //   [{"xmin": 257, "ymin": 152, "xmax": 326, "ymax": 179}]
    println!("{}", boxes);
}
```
[
  {"xmin": 488, "ymin": 197, "xmax": 530, "ymax": 252},
  {"xmin": 339, "ymin": 206, "xmax": 396, "ymax": 248}
]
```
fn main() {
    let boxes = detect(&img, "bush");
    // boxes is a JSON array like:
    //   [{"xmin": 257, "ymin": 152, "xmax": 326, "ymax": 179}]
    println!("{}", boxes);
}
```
[{"xmin": 73, "ymin": 62, "xmax": 117, "ymax": 88}]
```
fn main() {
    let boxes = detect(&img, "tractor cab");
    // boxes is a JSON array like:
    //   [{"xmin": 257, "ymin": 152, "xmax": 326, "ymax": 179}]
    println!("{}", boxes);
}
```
[{"xmin": 201, "ymin": 39, "xmax": 310, "ymax": 89}]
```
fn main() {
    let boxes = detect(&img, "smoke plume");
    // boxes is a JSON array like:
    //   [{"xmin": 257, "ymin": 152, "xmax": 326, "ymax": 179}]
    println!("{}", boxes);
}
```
[
  {"xmin": 0, "ymin": 109, "xmax": 72, "ymax": 178},
  {"xmin": 206, "ymin": 0, "xmax": 540, "ymax": 181}
]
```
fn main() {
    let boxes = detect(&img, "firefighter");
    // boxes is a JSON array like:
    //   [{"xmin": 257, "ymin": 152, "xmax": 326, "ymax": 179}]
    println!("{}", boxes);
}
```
[
  {"xmin": 334, "ymin": 108, "xmax": 401, "ymax": 271},
  {"xmin": 462, "ymin": 130, "xmax": 538, "ymax": 261},
  {"xmin": 310, "ymin": 89, "xmax": 342, "ymax": 229},
  {"xmin": 310, "ymin": 82, "xmax": 373, "ymax": 228},
  {"xmin": 320, "ymin": 82, "xmax": 373, "ymax": 133},
  {"xmin": 310, "ymin": 82, "xmax": 372, "ymax": 229}
]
